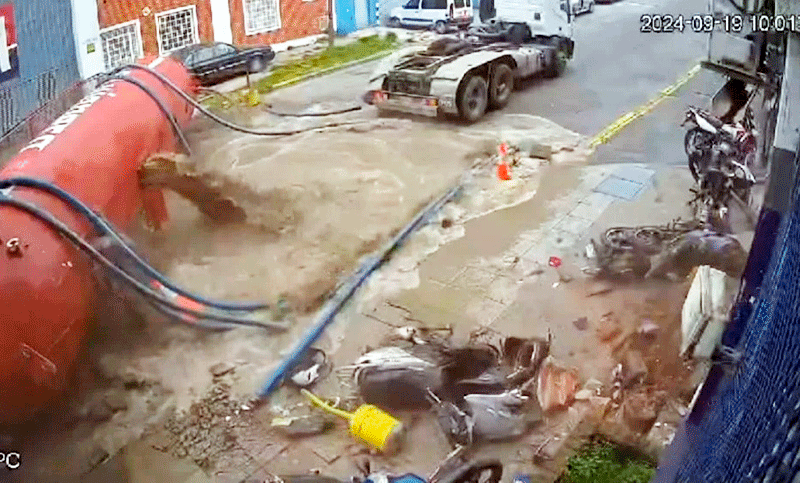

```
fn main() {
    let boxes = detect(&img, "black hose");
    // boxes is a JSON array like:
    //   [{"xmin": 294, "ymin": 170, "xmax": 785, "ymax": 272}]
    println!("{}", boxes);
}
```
[
  {"xmin": 0, "ymin": 176, "xmax": 269, "ymax": 312},
  {"xmin": 112, "ymin": 64, "xmax": 369, "ymax": 136},
  {"xmin": 99, "ymin": 75, "xmax": 193, "ymax": 156},
  {"xmin": 264, "ymin": 105, "xmax": 363, "ymax": 117},
  {"xmin": 0, "ymin": 194, "xmax": 287, "ymax": 332}
]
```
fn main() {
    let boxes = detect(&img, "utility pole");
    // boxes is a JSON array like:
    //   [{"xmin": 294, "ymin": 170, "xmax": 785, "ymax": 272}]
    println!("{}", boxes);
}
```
[{"xmin": 327, "ymin": 0, "xmax": 336, "ymax": 48}]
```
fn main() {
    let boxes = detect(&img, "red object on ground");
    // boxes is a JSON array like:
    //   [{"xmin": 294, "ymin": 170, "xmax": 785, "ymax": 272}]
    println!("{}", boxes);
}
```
[
  {"xmin": 497, "ymin": 160, "xmax": 511, "ymax": 181},
  {"xmin": 498, "ymin": 143, "xmax": 508, "ymax": 157},
  {"xmin": 0, "ymin": 55, "xmax": 197, "ymax": 423},
  {"xmin": 549, "ymin": 256, "xmax": 562, "ymax": 268}
]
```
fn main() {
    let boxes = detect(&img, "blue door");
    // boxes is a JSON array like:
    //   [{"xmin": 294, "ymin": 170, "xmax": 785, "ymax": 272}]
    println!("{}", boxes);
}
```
[
  {"xmin": 367, "ymin": 0, "xmax": 378, "ymax": 26},
  {"xmin": 336, "ymin": 0, "xmax": 357, "ymax": 34}
]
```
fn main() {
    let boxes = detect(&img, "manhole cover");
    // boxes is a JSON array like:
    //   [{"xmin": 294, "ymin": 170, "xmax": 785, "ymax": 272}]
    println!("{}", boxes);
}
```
[
  {"xmin": 611, "ymin": 165, "xmax": 655, "ymax": 185},
  {"xmin": 593, "ymin": 176, "xmax": 645, "ymax": 201}
]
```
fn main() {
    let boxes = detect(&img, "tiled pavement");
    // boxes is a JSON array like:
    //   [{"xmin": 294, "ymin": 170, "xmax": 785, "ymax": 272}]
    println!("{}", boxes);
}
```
[{"xmin": 96, "ymin": 163, "xmax": 694, "ymax": 483}]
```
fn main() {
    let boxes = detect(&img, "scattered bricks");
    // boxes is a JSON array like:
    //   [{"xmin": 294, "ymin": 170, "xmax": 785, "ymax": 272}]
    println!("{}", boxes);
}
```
[
  {"xmin": 517, "ymin": 140, "xmax": 553, "ymax": 160},
  {"xmin": 596, "ymin": 312, "xmax": 623, "ymax": 342},
  {"xmin": 537, "ymin": 356, "xmax": 580, "ymax": 412},
  {"xmin": 622, "ymin": 389, "xmax": 660, "ymax": 434},
  {"xmin": 622, "ymin": 350, "xmax": 648, "ymax": 388}
]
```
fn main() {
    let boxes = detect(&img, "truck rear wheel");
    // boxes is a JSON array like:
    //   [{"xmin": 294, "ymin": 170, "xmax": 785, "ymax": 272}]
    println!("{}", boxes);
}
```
[
  {"xmin": 457, "ymin": 74, "xmax": 488, "ymax": 123},
  {"xmin": 545, "ymin": 48, "xmax": 568, "ymax": 78},
  {"xmin": 489, "ymin": 63, "xmax": 514, "ymax": 109}
]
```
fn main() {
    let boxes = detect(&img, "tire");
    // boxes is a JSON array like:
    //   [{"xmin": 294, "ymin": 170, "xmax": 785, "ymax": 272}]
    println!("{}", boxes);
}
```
[
  {"xmin": 488, "ymin": 63, "xmax": 514, "ymax": 109},
  {"xmin": 544, "ymin": 47, "xmax": 567, "ymax": 78},
  {"xmin": 589, "ymin": 1, "xmax": 594, "ymax": 12},
  {"xmin": 684, "ymin": 128, "xmax": 713, "ymax": 180},
  {"xmin": 388, "ymin": 17, "xmax": 401, "ymax": 27},
  {"xmin": 435, "ymin": 20, "xmax": 447, "ymax": 34},
  {"xmin": 457, "ymin": 74, "xmax": 488, "ymax": 123},
  {"xmin": 248, "ymin": 57, "xmax": 266, "ymax": 73}
]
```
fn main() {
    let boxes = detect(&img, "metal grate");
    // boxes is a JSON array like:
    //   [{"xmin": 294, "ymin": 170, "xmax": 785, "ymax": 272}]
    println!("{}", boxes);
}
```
[
  {"xmin": 243, "ymin": 0, "xmax": 282, "ymax": 35},
  {"xmin": 0, "ymin": 88, "xmax": 14, "ymax": 133},
  {"xmin": 100, "ymin": 21, "xmax": 143, "ymax": 72},
  {"xmin": 667, "ymin": 151, "xmax": 800, "ymax": 482},
  {"xmin": 155, "ymin": 6, "xmax": 199, "ymax": 56},
  {"xmin": 36, "ymin": 72, "xmax": 57, "ymax": 105}
]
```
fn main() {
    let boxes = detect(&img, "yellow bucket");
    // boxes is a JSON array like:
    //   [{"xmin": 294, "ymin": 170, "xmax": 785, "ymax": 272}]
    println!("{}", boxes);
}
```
[
  {"xmin": 301, "ymin": 389, "xmax": 405, "ymax": 455},
  {"xmin": 349, "ymin": 404, "xmax": 405, "ymax": 455}
]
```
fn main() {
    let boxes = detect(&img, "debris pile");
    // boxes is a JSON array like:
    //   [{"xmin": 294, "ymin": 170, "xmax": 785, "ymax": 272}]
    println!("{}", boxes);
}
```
[{"xmin": 584, "ymin": 219, "xmax": 748, "ymax": 281}]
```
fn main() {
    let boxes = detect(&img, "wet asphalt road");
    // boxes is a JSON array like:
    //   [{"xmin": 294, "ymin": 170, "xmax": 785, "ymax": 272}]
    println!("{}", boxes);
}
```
[{"xmin": 266, "ymin": 0, "xmax": 728, "ymax": 167}]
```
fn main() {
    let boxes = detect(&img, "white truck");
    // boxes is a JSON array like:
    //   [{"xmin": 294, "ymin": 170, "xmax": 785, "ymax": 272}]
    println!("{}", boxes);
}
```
[{"xmin": 364, "ymin": 0, "xmax": 574, "ymax": 122}]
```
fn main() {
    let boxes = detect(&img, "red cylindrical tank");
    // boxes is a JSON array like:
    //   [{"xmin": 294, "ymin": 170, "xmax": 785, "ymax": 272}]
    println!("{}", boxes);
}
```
[{"xmin": 0, "ymin": 55, "xmax": 197, "ymax": 423}]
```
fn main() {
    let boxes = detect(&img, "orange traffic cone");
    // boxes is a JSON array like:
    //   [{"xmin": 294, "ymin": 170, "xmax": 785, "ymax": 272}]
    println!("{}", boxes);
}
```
[
  {"xmin": 497, "ymin": 142, "xmax": 512, "ymax": 181},
  {"xmin": 497, "ymin": 159, "xmax": 511, "ymax": 181}
]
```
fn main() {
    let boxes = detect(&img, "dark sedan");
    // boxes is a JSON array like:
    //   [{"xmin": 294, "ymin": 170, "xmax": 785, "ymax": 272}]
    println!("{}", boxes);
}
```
[{"xmin": 171, "ymin": 42, "xmax": 276, "ymax": 86}]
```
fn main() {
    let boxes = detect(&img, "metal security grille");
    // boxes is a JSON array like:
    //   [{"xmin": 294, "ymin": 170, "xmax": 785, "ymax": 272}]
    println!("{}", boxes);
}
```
[
  {"xmin": 155, "ymin": 6, "xmax": 199, "ymax": 56},
  {"xmin": 243, "ymin": 0, "xmax": 281, "ymax": 35},
  {"xmin": 99, "ymin": 21, "xmax": 143, "ymax": 72},
  {"xmin": 36, "ymin": 72, "xmax": 56, "ymax": 104},
  {"xmin": 663, "ymin": 146, "xmax": 800, "ymax": 482},
  {"xmin": 0, "ymin": 88, "xmax": 14, "ymax": 133}
]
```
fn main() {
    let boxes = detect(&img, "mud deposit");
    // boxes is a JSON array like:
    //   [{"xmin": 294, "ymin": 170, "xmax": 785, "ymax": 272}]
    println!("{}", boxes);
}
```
[{"xmin": 11, "ymin": 112, "xmax": 593, "ymax": 482}]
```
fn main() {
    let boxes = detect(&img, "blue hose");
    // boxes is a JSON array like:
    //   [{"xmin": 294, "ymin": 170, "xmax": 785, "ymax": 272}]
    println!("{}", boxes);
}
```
[
  {"xmin": 0, "ymin": 176, "xmax": 269, "ymax": 311},
  {"xmin": 257, "ymin": 183, "xmax": 463, "ymax": 398}
]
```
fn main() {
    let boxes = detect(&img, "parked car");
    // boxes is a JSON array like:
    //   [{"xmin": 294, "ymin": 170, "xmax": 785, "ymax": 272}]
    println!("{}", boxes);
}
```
[
  {"xmin": 571, "ymin": 0, "xmax": 594, "ymax": 14},
  {"xmin": 388, "ymin": 0, "xmax": 473, "ymax": 33},
  {"xmin": 170, "ymin": 42, "xmax": 276, "ymax": 86}
]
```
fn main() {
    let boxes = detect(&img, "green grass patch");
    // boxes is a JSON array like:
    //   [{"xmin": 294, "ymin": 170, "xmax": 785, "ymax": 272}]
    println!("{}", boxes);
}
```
[
  {"xmin": 557, "ymin": 436, "xmax": 657, "ymax": 483},
  {"xmin": 254, "ymin": 33, "xmax": 399, "ymax": 92}
]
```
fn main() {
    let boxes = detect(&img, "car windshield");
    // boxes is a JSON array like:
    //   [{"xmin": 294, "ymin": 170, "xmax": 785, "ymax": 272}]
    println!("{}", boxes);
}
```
[
  {"xmin": 191, "ymin": 46, "xmax": 216, "ymax": 63},
  {"xmin": 214, "ymin": 43, "xmax": 237, "ymax": 56},
  {"xmin": 405, "ymin": 0, "xmax": 419, "ymax": 8}
]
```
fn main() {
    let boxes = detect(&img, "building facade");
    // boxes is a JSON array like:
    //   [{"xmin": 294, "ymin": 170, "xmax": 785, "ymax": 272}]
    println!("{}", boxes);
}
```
[
  {"xmin": 95, "ymin": 0, "xmax": 330, "ymax": 73},
  {"xmin": 0, "ymin": 0, "xmax": 86, "ymax": 135}
]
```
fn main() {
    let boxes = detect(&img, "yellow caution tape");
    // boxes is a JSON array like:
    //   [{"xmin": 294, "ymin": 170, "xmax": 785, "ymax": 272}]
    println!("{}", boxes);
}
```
[{"xmin": 589, "ymin": 64, "xmax": 701, "ymax": 148}]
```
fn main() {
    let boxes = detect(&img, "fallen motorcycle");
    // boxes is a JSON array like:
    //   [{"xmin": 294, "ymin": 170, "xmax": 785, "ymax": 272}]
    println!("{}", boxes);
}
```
[
  {"xmin": 264, "ymin": 456, "xmax": 502, "ymax": 483},
  {"xmin": 585, "ymin": 219, "xmax": 703, "ymax": 280}
]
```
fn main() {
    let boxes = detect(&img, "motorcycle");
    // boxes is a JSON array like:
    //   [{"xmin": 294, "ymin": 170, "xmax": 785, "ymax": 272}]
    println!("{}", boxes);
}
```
[
  {"xmin": 267, "ymin": 454, "xmax": 502, "ymax": 483},
  {"xmin": 681, "ymin": 106, "xmax": 757, "ymax": 231},
  {"xmin": 682, "ymin": 106, "xmax": 757, "ymax": 182}
]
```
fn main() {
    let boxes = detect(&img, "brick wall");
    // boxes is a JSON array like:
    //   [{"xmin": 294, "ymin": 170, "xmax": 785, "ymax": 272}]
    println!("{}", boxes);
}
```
[
  {"xmin": 97, "ymin": 0, "xmax": 214, "ymax": 55},
  {"xmin": 229, "ymin": 0, "xmax": 327, "ymax": 46},
  {"xmin": 97, "ymin": 0, "xmax": 328, "ymax": 54}
]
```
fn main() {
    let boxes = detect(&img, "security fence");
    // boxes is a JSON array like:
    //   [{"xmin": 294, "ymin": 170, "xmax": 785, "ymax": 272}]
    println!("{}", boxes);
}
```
[{"xmin": 0, "ymin": 72, "xmax": 108, "ymax": 164}]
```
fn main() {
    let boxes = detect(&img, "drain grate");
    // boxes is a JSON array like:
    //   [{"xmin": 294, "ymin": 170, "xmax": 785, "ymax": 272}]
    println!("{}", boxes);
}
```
[
  {"xmin": 593, "ymin": 176, "xmax": 646, "ymax": 201},
  {"xmin": 592, "ymin": 166, "xmax": 654, "ymax": 201},
  {"xmin": 611, "ymin": 165, "xmax": 655, "ymax": 185}
]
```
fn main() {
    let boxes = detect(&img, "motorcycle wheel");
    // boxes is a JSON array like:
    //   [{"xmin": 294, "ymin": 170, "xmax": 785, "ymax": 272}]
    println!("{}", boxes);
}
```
[
  {"xmin": 685, "ymin": 129, "xmax": 713, "ymax": 180},
  {"xmin": 604, "ymin": 227, "xmax": 635, "ymax": 250}
]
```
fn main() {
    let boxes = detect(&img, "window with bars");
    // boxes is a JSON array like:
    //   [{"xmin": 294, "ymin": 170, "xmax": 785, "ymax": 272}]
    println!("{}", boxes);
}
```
[
  {"xmin": 243, "ymin": 0, "xmax": 282, "ymax": 35},
  {"xmin": 155, "ymin": 6, "xmax": 199, "ymax": 55},
  {"xmin": 99, "ymin": 21, "xmax": 143, "ymax": 72}
]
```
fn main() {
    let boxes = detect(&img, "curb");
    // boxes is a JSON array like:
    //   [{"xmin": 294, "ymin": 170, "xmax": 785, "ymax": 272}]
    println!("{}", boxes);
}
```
[
  {"xmin": 264, "ymin": 46, "xmax": 398, "ymax": 92},
  {"xmin": 589, "ymin": 64, "xmax": 702, "ymax": 148}
]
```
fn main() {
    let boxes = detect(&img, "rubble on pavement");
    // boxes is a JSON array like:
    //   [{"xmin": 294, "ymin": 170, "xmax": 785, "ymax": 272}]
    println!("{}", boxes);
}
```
[{"xmin": 585, "ymin": 218, "xmax": 748, "ymax": 281}]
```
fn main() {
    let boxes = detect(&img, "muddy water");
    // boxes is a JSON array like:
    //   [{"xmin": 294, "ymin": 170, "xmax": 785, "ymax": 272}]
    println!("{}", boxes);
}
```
[{"xmin": 13, "ymin": 111, "xmax": 593, "ymax": 482}]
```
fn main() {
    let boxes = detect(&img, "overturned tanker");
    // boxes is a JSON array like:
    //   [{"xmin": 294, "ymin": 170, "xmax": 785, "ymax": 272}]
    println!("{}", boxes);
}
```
[{"xmin": 0, "ymin": 57, "xmax": 198, "ymax": 424}]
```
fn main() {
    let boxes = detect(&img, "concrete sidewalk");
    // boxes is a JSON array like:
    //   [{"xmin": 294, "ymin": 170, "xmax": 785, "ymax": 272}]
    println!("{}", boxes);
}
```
[{"xmin": 97, "ymin": 162, "xmax": 710, "ymax": 483}]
